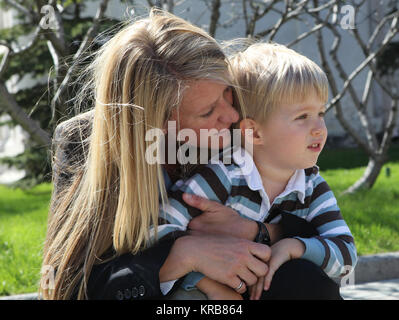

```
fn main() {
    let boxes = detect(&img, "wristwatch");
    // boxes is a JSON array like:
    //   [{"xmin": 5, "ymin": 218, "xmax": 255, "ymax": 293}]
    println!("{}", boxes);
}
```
[{"xmin": 254, "ymin": 221, "xmax": 271, "ymax": 246}]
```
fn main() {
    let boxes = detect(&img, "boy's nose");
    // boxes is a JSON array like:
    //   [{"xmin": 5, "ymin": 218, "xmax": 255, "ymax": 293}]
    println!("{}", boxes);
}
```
[
  {"xmin": 311, "ymin": 120, "xmax": 327, "ymax": 137},
  {"xmin": 312, "ymin": 127, "xmax": 323, "ymax": 136}
]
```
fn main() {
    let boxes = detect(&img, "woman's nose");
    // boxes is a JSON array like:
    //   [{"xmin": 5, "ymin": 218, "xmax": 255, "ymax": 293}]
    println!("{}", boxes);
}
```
[{"xmin": 218, "ymin": 101, "xmax": 239, "ymax": 125}]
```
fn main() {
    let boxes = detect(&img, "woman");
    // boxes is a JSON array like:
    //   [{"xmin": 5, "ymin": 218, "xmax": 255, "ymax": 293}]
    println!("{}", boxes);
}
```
[{"xmin": 41, "ymin": 8, "xmax": 341, "ymax": 300}]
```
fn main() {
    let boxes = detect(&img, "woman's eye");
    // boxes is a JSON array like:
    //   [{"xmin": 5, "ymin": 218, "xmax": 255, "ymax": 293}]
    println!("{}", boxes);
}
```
[
  {"xmin": 224, "ymin": 87, "xmax": 233, "ymax": 100},
  {"xmin": 200, "ymin": 107, "xmax": 215, "ymax": 118}
]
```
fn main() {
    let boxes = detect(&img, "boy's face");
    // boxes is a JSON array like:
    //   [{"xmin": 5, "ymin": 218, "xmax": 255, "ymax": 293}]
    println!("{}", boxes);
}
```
[{"xmin": 256, "ymin": 93, "xmax": 327, "ymax": 171}]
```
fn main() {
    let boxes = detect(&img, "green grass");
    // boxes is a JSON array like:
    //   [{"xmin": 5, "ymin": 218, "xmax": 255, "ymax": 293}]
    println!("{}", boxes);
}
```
[
  {"xmin": 318, "ymin": 145, "xmax": 399, "ymax": 255},
  {"xmin": 321, "ymin": 165, "xmax": 399, "ymax": 256},
  {"xmin": 0, "ymin": 146, "xmax": 398, "ymax": 295},
  {"xmin": 0, "ymin": 183, "xmax": 51, "ymax": 296}
]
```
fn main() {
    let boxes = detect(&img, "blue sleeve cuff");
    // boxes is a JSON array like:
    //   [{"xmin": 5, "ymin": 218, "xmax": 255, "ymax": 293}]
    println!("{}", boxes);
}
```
[
  {"xmin": 294, "ymin": 237, "xmax": 326, "ymax": 267},
  {"xmin": 181, "ymin": 272, "xmax": 205, "ymax": 291}
]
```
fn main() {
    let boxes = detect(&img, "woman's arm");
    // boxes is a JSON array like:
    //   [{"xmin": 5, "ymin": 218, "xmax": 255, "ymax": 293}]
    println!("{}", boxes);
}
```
[
  {"xmin": 86, "ymin": 239, "xmax": 177, "ymax": 300},
  {"xmin": 159, "ymin": 233, "xmax": 271, "ymax": 292},
  {"xmin": 182, "ymin": 193, "xmax": 283, "ymax": 244},
  {"xmin": 85, "ymin": 232, "xmax": 270, "ymax": 300},
  {"xmin": 84, "ymin": 228, "xmax": 271, "ymax": 300}
]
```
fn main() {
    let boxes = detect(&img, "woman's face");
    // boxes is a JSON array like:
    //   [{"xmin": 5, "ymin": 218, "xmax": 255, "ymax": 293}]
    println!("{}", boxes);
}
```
[{"xmin": 168, "ymin": 80, "xmax": 239, "ymax": 149}]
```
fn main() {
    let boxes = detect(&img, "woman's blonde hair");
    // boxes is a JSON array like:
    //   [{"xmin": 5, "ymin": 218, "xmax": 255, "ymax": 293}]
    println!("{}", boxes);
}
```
[
  {"xmin": 40, "ymin": 8, "xmax": 230, "ymax": 300},
  {"xmin": 229, "ymin": 42, "xmax": 328, "ymax": 123}
]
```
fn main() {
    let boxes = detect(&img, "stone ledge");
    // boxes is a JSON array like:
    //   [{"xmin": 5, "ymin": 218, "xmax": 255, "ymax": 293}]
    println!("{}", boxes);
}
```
[
  {"xmin": 354, "ymin": 251, "xmax": 399, "ymax": 284},
  {"xmin": 0, "ymin": 293, "xmax": 38, "ymax": 300}
]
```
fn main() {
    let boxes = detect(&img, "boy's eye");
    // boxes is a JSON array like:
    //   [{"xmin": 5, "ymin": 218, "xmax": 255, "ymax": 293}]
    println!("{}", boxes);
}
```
[
  {"xmin": 296, "ymin": 114, "xmax": 307, "ymax": 120},
  {"xmin": 319, "ymin": 112, "xmax": 326, "ymax": 118}
]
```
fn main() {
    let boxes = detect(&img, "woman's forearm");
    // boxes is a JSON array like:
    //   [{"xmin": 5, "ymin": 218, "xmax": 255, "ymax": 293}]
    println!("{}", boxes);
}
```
[
  {"xmin": 160, "ymin": 233, "xmax": 271, "ymax": 290},
  {"xmin": 159, "ymin": 236, "xmax": 194, "ymax": 282}
]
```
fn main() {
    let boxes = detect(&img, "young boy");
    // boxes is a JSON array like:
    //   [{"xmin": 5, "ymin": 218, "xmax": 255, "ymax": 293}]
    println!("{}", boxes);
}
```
[{"xmin": 152, "ymin": 42, "xmax": 357, "ymax": 300}]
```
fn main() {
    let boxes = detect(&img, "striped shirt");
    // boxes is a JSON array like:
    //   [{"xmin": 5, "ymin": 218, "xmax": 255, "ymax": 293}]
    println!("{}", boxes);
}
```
[{"xmin": 154, "ymin": 147, "xmax": 357, "ymax": 289}]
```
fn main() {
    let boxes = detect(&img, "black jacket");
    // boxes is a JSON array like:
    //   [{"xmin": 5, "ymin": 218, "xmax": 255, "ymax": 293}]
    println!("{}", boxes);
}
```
[{"xmin": 84, "ymin": 240, "xmax": 176, "ymax": 300}]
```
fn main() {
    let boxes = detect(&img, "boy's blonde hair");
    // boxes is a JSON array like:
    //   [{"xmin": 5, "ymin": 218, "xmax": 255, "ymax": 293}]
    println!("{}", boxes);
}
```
[{"xmin": 229, "ymin": 42, "xmax": 328, "ymax": 123}]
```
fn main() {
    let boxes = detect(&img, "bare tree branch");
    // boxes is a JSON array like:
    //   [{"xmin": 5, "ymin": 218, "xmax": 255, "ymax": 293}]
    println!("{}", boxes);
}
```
[
  {"xmin": 307, "ymin": 0, "xmax": 336, "ymax": 13},
  {"xmin": 367, "ymin": 10, "xmax": 398, "ymax": 50},
  {"xmin": 327, "ymin": 16, "xmax": 398, "ymax": 110},
  {"xmin": 360, "ymin": 69, "xmax": 373, "ymax": 111},
  {"xmin": 265, "ymin": 0, "xmax": 290, "ymax": 41},
  {"xmin": 232, "ymin": 0, "xmax": 275, "ymax": 38},
  {"xmin": 0, "ymin": 82, "xmax": 51, "ymax": 146},
  {"xmin": 327, "ymin": 24, "xmax": 379, "ymax": 150},
  {"xmin": 351, "ymin": 18, "xmax": 399, "ymax": 100},
  {"xmin": 313, "ymin": 19, "xmax": 373, "ymax": 156},
  {"xmin": 0, "ymin": 24, "xmax": 42, "ymax": 60},
  {"xmin": 254, "ymin": 0, "xmax": 312, "ymax": 40},
  {"xmin": 286, "ymin": 21, "xmax": 324, "ymax": 48},
  {"xmin": 0, "ymin": 20, "xmax": 49, "ymax": 145},
  {"xmin": 379, "ymin": 97, "xmax": 399, "ymax": 154},
  {"xmin": 3, "ymin": 0, "xmax": 39, "ymax": 21},
  {"xmin": 0, "ymin": 24, "xmax": 42, "ymax": 80},
  {"xmin": 208, "ymin": 0, "xmax": 221, "ymax": 37},
  {"xmin": 242, "ymin": 0, "xmax": 249, "ymax": 33},
  {"xmin": 306, "ymin": 0, "xmax": 399, "ymax": 192},
  {"xmin": 0, "ymin": 45, "xmax": 11, "ymax": 80},
  {"xmin": 39, "ymin": 0, "xmax": 69, "ymax": 56},
  {"xmin": 49, "ymin": 0, "xmax": 110, "ymax": 124},
  {"xmin": 49, "ymin": 0, "xmax": 67, "ymax": 53}
]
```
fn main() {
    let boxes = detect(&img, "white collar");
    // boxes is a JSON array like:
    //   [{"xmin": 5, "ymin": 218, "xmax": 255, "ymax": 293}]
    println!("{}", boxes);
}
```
[{"xmin": 232, "ymin": 147, "xmax": 306, "ymax": 205}]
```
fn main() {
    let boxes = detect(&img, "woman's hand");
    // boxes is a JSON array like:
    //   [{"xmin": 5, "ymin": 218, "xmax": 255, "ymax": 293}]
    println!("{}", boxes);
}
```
[
  {"xmin": 249, "ymin": 276, "xmax": 265, "ymax": 300},
  {"xmin": 182, "ymin": 193, "xmax": 283, "ymax": 243},
  {"xmin": 182, "ymin": 193, "xmax": 256, "ymax": 240},
  {"xmin": 160, "ymin": 232, "xmax": 271, "ymax": 293}
]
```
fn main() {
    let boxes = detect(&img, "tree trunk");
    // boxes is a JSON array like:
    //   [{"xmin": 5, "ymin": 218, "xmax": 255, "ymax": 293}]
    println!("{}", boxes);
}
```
[
  {"xmin": 342, "ymin": 155, "xmax": 387, "ymax": 195},
  {"xmin": 0, "ymin": 82, "xmax": 51, "ymax": 147}
]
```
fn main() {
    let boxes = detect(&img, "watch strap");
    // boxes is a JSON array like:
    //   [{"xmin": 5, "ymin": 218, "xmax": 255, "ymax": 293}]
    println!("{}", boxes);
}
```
[{"xmin": 255, "ymin": 221, "xmax": 271, "ymax": 246}]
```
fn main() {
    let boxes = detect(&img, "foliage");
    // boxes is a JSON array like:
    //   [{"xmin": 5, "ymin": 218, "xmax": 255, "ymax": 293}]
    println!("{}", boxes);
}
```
[
  {"xmin": 377, "ymin": 42, "xmax": 399, "ymax": 76},
  {"xmin": 1, "ymin": 144, "xmax": 51, "ymax": 189},
  {"xmin": 0, "ymin": 0, "xmax": 124, "ymax": 187}
]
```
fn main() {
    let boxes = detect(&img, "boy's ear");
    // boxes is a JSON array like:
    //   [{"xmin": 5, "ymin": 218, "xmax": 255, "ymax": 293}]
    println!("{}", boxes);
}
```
[{"xmin": 239, "ymin": 118, "xmax": 263, "ymax": 145}]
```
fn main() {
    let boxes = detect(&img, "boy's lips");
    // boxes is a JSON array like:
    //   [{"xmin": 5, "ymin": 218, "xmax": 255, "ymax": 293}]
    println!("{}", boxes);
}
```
[{"xmin": 307, "ymin": 141, "xmax": 323, "ymax": 151}]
